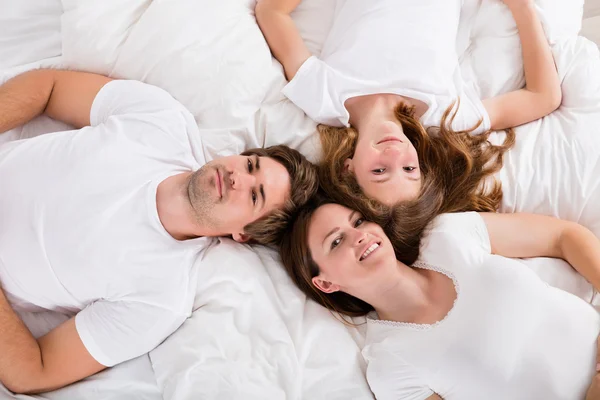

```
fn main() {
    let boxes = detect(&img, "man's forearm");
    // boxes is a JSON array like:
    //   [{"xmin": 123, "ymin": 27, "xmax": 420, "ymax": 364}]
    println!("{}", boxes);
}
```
[
  {"xmin": 0, "ymin": 287, "xmax": 43, "ymax": 393},
  {"xmin": 0, "ymin": 69, "xmax": 56, "ymax": 134}
]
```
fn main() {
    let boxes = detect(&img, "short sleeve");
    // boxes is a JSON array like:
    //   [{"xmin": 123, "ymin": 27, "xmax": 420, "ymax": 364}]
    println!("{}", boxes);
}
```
[
  {"xmin": 455, "ymin": 81, "xmax": 491, "ymax": 134},
  {"xmin": 89, "ymin": 80, "xmax": 206, "ymax": 165},
  {"xmin": 423, "ymin": 77, "xmax": 491, "ymax": 136},
  {"xmin": 364, "ymin": 346, "xmax": 434, "ymax": 400},
  {"xmin": 75, "ymin": 300, "xmax": 187, "ymax": 367},
  {"xmin": 90, "ymin": 80, "xmax": 189, "ymax": 126},
  {"xmin": 281, "ymin": 56, "xmax": 348, "ymax": 127},
  {"xmin": 428, "ymin": 212, "xmax": 491, "ymax": 252}
]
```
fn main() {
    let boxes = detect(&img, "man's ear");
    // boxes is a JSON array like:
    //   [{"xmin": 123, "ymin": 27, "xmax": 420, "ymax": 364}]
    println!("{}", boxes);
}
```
[
  {"xmin": 344, "ymin": 158, "xmax": 354, "ymax": 173},
  {"xmin": 232, "ymin": 232, "xmax": 250, "ymax": 243},
  {"xmin": 312, "ymin": 276, "xmax": 340, "ymax": 294}
]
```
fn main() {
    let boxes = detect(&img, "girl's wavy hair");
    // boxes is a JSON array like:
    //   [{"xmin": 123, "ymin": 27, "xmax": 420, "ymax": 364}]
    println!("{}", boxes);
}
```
[
  {"xmin": 317, "ymin": 101, "xmax": 516, "ymax": 215},
  {"xmin": 279, "ymin": 100, "xmax": 516, "ymax": 318}
]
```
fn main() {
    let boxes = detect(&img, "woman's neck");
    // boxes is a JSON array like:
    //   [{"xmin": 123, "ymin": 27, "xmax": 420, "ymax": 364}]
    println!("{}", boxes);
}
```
[
  {"xmin": 346, "ymin": 93, "xmax": 428, "ymax": 129},
  {"xmin": 364, "ymin": 262, "xmax": 434, "ymax": 323}
]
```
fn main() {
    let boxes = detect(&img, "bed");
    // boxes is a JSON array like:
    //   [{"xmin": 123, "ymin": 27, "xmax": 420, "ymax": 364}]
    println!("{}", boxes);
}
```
[{"xmin": 0, "ymin": 0, "xmax": 599, "ymax": 399}]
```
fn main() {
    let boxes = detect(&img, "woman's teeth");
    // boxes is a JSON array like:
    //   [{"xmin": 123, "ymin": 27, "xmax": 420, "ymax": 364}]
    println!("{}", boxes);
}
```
[{"xmin": 360, "ymin": 243, "xmax": 379, "ymax": 261}]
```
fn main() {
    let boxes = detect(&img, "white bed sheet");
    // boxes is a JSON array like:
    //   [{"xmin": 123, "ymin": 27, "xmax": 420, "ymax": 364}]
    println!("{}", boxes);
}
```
[{"xmin": 1, "ymin": 0, "xmax": 599, "ymax": 399}]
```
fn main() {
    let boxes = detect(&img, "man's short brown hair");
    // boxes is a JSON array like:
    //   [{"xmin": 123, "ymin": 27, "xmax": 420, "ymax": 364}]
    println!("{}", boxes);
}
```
[{"xmin": 242, "ymin": 145, "xmax": 318, "ymax": 246}]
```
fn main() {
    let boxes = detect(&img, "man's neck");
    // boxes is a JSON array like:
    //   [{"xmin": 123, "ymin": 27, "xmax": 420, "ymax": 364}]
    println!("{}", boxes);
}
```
[{"xmin": 156, "ymin": 172, "xmax": 205, "ymax": 241}]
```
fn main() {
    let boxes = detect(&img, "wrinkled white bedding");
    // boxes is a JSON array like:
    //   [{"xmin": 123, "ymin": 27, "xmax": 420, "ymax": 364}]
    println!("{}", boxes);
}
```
[{"xmin": 1, "ymin": 0, "xmax": 599, "ymax": 399}]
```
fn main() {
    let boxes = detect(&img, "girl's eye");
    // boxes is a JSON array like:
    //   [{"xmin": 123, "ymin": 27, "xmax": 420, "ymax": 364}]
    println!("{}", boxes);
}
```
[
  {"xmin": 331, "ymin": 236, "xmax": 342, "ymax": 250},
  {"xmin": 403, "ymin": 166, "xmax": 416, "ymax": 172},
  {"xmin": 247, "ymin": 158, "xmax": 254, "ymax": 173},
  {"xmin": 354, "ymin": 218, "xmax": 364, "ymax": 227},
  {"xmin": 372, "ymin": 168, "xmax": 386, "ymax": 174}
]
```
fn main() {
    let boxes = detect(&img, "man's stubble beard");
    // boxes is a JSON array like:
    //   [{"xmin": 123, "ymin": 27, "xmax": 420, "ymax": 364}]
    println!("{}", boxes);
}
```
[{"xmin": 187, "ymin": 165, "xmax": 224, "ymax": 230}]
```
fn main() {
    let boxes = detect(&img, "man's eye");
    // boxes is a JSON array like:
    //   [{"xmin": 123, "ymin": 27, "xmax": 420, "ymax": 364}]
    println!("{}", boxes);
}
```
[
  {"xmin": 372, "ymin": 168, "xmax": 386, "ymax": 175},
  {"xmin": 331, "ymin": 236, "xmax": 342, "ymax": 250},
  {"xmin": 252, "ymin": 190, "xmax": 257, "ymax": 205},
  {"xmin": 403, "ymin": 166, "xmax": 416, "ymax": 172},
  {"xmin": 247, "ymin": 158, "xmax": 253, "ymax": 173}
]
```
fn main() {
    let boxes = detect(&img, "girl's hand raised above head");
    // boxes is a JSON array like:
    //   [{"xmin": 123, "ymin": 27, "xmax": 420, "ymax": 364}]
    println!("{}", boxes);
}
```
[
  {"xmin": 500, "ymin": 0, "xmax": 534, "ymax": 11},
  {"xmin": 482, "ymin": 0, "xmax": 561, "ymax": 130},
  {"xmin": 255, "ymin": 0, "xmax": 312, "ymax": 81}
]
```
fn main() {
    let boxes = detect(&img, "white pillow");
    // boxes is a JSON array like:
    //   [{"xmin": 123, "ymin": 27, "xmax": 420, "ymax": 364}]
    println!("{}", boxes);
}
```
[{"xmin": 61, "ymin": 0, "xmax": 278, "ymax": 157}]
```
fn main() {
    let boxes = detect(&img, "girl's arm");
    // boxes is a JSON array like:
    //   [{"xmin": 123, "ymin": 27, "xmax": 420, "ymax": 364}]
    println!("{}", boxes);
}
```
[
  {"xmin": 255, "ymin": 0, "xmax": 312, "ymax": 80},
  {"xmin": 480, "ymin": 212, "xmax": 600, "ymax": 290},
  {"xmin": 482, "ymin": 0, "xmax": 562, "ymax": 130}
]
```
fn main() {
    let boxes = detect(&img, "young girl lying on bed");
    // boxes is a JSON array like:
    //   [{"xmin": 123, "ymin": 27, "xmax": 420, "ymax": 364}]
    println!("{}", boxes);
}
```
[
  {"xmin": 279, "ymin": 196, "xmax": 600, "ymax": 400},
  {"xmin": 256, "ymin": 0, "xmax": 561, "ymax": 205}
]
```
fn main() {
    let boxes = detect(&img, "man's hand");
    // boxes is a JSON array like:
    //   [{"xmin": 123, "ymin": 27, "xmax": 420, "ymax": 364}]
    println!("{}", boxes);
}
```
[
  {"xmin": 0, "ymin": 69, "xmax": 113, "ymax": 134},
  {"xmin": 586, "ymin": 336, "xmax": 600, "ymax": 400}
]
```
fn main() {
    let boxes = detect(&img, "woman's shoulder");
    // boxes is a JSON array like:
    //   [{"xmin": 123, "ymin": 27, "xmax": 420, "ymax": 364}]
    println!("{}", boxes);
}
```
[{"xmin": 419, "ymin": 212, "xmax": 491, "ymax": 265}]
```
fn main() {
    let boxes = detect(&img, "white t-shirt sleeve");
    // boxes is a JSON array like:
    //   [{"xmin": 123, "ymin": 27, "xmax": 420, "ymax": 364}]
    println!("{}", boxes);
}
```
[
  {"xmin": 75, "ymin": 300, "xmax": 187, "ymax": 367},
  {"xmin": 282, "ymin": 56, "xmax": 348, "ymax": 127},
  {"xmin": 420, "ymin": 212, "xmax": 492, "ymax": 268},
  {"xmin": 364, "ymin": 348, "xmax": 434, "ymax": 400},
  {"xmin": 89, "ymin": 80, "xmax": 205, "ymax": 165},
  {"xmin": 91, "ymin": 80, "xmax": 188, "ymax": 125}
]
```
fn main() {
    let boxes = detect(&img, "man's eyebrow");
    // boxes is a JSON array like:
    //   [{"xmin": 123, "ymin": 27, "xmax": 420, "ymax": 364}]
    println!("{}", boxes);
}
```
[{"xmin": 259, "ymin": 184, "xmax": 266, "ymax": 211}]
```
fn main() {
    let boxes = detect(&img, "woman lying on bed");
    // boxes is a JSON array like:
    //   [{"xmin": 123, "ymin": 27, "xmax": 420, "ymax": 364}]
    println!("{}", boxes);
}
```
[
  {"xmin": 279, "ymin": 196, "xmax": 600, "ymax": 400},
  {"xmin": 256, "ymin": 0, "xmax": 561, "ymax": 205}
]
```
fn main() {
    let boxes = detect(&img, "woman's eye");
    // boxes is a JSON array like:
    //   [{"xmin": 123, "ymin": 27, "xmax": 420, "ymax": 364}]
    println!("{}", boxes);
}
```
[
  {"xmin": 252, "ymin": 190, "xmax": 257, "ymax": 205},
  {"xmin": 372, "ymin": 168, "xmax": 386, "ymax": 175},
  {"xmin": 331, "ymin": 237, "xmax": 342, "ymax": 250},
  {"xmin": 403, "ymin": 166, "xmax": 416, "ymax": 172},
  {"xmin": 247, "ymin": 158, "xmax": 253, "ymax": 173},
  {"xmin": 354, "ymin": 218, "xmax": 364, "ymax": 227}
]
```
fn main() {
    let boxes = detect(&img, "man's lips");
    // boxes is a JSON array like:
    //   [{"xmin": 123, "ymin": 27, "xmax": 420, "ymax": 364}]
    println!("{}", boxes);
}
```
[{"xmin": 216, "ymin": 170, "xmax": 223, "ymax": 198}]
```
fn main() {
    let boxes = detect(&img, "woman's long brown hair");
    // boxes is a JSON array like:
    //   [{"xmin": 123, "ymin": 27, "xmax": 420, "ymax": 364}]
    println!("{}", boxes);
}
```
[
  {"xmin": 279, "ymin": 190, "xmax": 442, "ymax": 318},
  {"xmin": 318, "ymin": 101, "xmax": 516, "ymax": 215}
]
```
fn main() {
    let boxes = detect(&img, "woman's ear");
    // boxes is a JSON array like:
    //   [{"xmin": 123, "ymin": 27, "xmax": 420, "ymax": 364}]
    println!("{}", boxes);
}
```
[
  {"xmin": 312, "ymin": 276, "xmax": 340, "ymax": 294},
  {"xmin": 344, "ymin": 158, "xmax": 354, "ymax": 173}
]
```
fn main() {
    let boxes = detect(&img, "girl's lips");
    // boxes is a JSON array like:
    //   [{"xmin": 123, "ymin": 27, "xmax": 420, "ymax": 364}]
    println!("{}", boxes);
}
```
[{"xmin": 377, "ymin": 136, "xmax": 403, "ymax": 145}]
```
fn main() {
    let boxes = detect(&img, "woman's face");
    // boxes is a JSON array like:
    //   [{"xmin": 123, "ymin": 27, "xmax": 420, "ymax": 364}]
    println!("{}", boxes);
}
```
[
  {"xmin": 307, "ymin": 203, "xmax": 397, "ymax": 295},
  {"xmin": 346, "ymin": 120, "xmax": 422, "ymax": 205}
]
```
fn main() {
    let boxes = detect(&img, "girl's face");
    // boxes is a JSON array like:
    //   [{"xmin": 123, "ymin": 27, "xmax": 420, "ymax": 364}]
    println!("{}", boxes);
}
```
[
  {"xmin": 307, "ymin": 203, "xmax": 397, "ymax": 296},
  {"xmin": 345, "ymin": 120, "xmax": 422, "ymax": 205}
]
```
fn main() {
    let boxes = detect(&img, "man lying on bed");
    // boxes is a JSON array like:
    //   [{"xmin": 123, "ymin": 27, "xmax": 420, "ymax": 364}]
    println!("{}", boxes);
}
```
[{"xmin": 0, "ymin": 69, "xmax": 318, "ymax": 394}]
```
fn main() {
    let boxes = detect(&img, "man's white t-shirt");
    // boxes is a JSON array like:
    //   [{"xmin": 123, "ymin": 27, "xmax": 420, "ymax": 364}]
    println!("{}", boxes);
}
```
[
  {"xmin": 363, "ymin": 212, "xmax": 599, "ymax": 400},
  {"xmin": 0, "ymin": 80, "xmax": 209, "ymax": 367},
  {"xmin": 283, "ymin": 0, "xmax": 490, "ymax": 133}
]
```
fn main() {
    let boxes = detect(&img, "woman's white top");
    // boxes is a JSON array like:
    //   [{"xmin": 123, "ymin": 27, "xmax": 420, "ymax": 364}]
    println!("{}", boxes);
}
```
[
  {"xmin": 362, "ymin": 212, "xmax": 599, "ymax": 400},
  {"xmin": 283, "ymin": 0, "xmax": 490, "ymax": 133}
]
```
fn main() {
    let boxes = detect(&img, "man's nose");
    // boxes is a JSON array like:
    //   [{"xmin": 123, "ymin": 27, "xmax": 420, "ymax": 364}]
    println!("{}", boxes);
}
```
[{"xmin": 231, "ymin": 171, "xmax": 256, "ymax": 190}]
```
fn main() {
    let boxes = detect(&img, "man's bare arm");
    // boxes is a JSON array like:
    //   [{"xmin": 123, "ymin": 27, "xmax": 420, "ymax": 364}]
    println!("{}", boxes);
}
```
[
  {"xmin": 0, "ymin": 69, "xmax": 113, "ymax": 134},
  {"xmin": 0, "ymin": 288, "xmax": 105, "ymax": 394}
]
